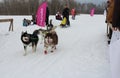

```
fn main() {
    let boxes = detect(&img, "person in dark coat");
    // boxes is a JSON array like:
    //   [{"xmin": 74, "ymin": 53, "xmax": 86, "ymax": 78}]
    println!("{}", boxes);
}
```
[
  {"xmin": 112, "ymin": 0, "xmax": 120, "ymax": 30},
  {"xmin": 31, "ymin": 14, "xmax": 36, "ymax": 24},
  {"xmin": 46, "ymin": 6, "xmax": 49, "ymax": 26},
  {"xmin": 62, "ymin": 4, "xmax": 70, "ymax": 26}
]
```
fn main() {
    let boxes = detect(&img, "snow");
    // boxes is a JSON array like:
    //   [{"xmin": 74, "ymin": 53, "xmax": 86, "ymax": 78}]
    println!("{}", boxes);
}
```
[{"xmin": 0, "ymin": 14, "xmax": 111, "ymax": 78}]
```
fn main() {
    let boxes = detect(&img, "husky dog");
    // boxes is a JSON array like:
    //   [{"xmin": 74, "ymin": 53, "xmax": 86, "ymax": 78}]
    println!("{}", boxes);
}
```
[
  {"xmin": 21, "ymin": 31, "xmax": 39, "ymax": 56},
  {"xmin": 44, "ymin": 30, "xmax": 58, "ymax": 54}
]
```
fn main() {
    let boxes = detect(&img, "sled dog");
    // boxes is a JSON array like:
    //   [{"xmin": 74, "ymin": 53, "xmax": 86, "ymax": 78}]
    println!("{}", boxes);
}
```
[
  {"xmin": 21, "ymin": 31, "xmax": 39, "ymax": 56},
  {"xmin": 44, "ymin": 30, "xmax": 58, "ymax": 54}
]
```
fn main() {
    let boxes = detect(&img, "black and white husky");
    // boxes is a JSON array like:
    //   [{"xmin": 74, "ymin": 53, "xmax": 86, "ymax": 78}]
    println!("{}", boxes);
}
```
[{"xmin": 21, "ymin": 31, "xmax": 39, "ymax": 56}]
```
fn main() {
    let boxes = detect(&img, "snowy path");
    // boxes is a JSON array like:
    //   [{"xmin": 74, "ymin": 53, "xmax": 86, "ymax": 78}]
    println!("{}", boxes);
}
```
[{"xmin": 0, "ymin": 15, "xmax": 111, "ymax": 78}]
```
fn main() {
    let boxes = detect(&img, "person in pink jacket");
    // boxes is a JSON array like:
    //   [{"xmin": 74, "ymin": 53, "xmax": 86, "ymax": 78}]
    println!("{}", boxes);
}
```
[{"xmin": 71, "ymin": 8, "xmax": 76, "ymax": 20}]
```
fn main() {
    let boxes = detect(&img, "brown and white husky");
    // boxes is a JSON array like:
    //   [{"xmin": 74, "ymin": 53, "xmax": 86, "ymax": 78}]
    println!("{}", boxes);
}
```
[{"xmin": 44, "ymin": 30, "xmax": 58, "ymax": 54}]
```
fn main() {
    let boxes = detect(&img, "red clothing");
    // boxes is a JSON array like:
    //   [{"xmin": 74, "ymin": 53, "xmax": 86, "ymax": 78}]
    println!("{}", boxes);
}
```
[{"xmin": 71, "ymin": 9, "xmax": 76, "ymax": 16}]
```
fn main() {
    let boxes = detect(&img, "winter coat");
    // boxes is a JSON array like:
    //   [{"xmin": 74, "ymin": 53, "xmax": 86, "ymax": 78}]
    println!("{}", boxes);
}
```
[
  {"xmin": 106, "ymin": 0, "xmax": 114, "ymax": 23},
  {"xmin": 71, "ymin": 9, "xmax": 76, "ymax": 16},
  {"xmin": 60, "ymin": 17, "xmax": 67, "ymax": 26},
  {"xmin": 112, "ymin": 0, "xmax": 120, "ymax": 28},
  {"xmin": 62, "ymin": 7, "xmax": 70, "ymax": 18}
]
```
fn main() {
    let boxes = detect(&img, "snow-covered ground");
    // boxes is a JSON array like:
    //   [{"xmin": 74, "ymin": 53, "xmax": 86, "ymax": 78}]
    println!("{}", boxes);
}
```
[{"xmin": 0, "ymin": 14, "xmax": 111, "ymax": 78}]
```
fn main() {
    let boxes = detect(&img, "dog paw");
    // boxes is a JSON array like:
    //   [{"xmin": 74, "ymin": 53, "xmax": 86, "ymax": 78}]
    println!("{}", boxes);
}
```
[{"xmin": 44, "ymin": 51, "xmax": 47, "ymax": 54}]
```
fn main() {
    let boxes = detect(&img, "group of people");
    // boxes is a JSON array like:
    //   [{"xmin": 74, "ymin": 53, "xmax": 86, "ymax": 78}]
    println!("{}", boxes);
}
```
[
  {"xmin": 59, "ymin": 4, "xmax": 76, "ymax": 27},
  {"xmin": 23, "ymin": 3, "xmax": 77, "ymax": 28},
  {"xmin": 60, "ymin": 4, "xmax": 70, "ymax": 27}
]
